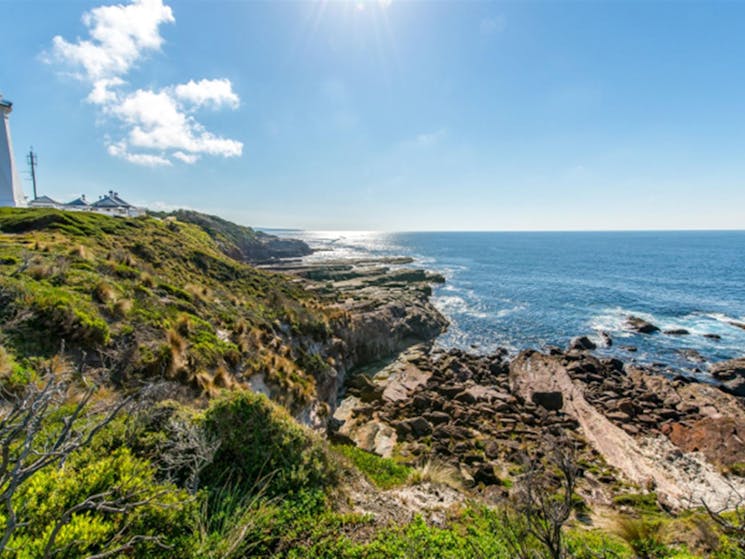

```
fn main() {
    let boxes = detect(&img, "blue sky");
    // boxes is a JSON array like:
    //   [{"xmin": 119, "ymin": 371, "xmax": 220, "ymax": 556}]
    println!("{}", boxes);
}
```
[{"xmin": 1, "ymin": 0, "xmax": 744, "ymax": 231}]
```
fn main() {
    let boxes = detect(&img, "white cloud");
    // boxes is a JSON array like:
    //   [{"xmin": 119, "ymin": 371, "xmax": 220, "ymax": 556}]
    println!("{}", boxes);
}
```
[
  {"xmin": 87, "ymin": 77, "xmax": 126, "ymax": 104},
  {"xmin": 48, "ymin": 0, "xmax": 242, "ymax": 166},
  {"xmin": 173, "ymin": 151, "xmax": 199, "ymax": 164},
  {"xmin": 52, "ymin": 0, "xmax": 174, "ymax": 81},
  {"xmin": 173, "ymin": 79, "xmax": 240, "ymax": 109},
  {"xmin": 107, "ymin": 140, "xmax": 171, "ymax": 167}
]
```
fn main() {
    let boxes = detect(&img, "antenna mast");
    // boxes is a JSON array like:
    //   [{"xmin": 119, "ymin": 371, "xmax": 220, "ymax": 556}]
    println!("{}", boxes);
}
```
[{"xmin": 27, "ymin": 147, "xmax": 38, "ymax": 200}]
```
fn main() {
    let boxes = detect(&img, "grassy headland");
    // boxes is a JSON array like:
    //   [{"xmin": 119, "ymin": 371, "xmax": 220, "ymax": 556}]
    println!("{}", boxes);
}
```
[{"xmin": 0, "ymin": 208, "xmax": 741, "ymax": 558}]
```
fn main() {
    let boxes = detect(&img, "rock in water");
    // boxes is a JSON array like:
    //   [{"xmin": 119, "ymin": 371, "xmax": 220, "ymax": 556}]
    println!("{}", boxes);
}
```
[
  {"xmin": 568, "ymin": 336, "xmax": 597, "ymax": 351},
  {"xmin": 677, "ymin": 348, "xmax": 705, "ymax": 363},
  {"xmin": 664, "ymin": 328, "xmax": 690, "ymax": 335},
  {"xmin": 625, "ymin": 315, "xmax": 660, "ymax": 334},
  {"xmin": 710, "ymin": 358, "xmax": 745, "ymax": 381}
]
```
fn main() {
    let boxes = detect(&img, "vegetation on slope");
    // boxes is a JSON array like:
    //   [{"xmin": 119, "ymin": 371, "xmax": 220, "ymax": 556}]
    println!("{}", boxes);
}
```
[
  {"xmin": 0, "ymin": 208, "xmax": 743, "ymax": 558},
  {"xmin": 0, "ymin": 208, "xmax": 339, "ymax": 409},
  {"xmin": 154, "ymin": 209, "xmax": 313, "ymax": 263}
]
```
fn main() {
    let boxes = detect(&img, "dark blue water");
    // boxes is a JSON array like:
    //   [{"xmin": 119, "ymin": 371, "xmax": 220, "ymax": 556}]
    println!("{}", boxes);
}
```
[{"xmin": 276, "ymin": 230, "xmax": 745, "ymax": 373}]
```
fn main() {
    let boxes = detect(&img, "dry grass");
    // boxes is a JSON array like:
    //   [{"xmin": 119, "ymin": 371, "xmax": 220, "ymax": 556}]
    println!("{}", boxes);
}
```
[
  {"xmin": 70, "ymin": 245, "xmax": 90, "ymax": 260},
  {"xmin": 0, "ymin": 346, "xmax": 11, "ymax": 373},
  {"xmin": 175, "ymin": 314, "xmax": 193, "ymax": 336},
  {"xmin": 186, "ymin": 284, "xmax": 211, "ymax": 300},
  {"xmin": 166, "ymin": 328, "xmax": 188, "ymax": 378},
  {"xmin": 410, "ymin": 459, "xmax": 464, "ymax": 491},
  {"xmin": 112, "ymin": 298, "xmax": 133, "ymax": 318},
  {"xmin": 213, "ymin": 365, "xmax": 233, "ymax": 389},
  {"xmin": 139, "ymin": 272, "xmax": 155, "ymax": 288},
  {"xmin": 613, "ymin": 516, "xmax": 668, "ymax": 558},
  {"xmin": 192, "ymin": 370, "xmax": 216, "ymax": 396},
  {"xmin": 27, "ymin": 263, "xmax": 53, "ymax": 280},
  {"xmin": 93, "ymin": 281, "xmax": 117, "ymax": 305},
  {"xmin": 45, "ymin": 353, "xmax": 69, "ymax": 375}
]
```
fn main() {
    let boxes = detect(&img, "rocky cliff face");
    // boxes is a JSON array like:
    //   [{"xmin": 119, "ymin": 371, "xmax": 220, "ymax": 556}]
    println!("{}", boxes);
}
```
[{"xmin": 267, "ymin": 258, "xmax": 449, "ymax": 421}]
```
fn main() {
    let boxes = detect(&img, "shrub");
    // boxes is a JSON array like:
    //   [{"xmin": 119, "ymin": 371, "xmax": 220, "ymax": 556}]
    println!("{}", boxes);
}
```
[
  {"xmin": 6, "ymin": 447, "xmax": 196, "ymax": 558},
  {"xmin": 615, "ymin": 517, "xmax": 672, "ymax": 559},
  {"xmin": 202, "ymin": 391, "xmax": 337, "ymax": 497},
  {"xmin": 2, "ymin": 281, "xmax": 111, "ymax": 353}
]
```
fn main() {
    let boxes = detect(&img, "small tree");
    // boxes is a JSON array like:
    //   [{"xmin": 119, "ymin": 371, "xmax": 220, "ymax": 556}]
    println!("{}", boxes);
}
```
[
  {"xmin": 503, "ymin": 436, "xmax": 579, "ymax": 559},
  {"xmin": 702, "ymin": 484, "xmax": 745, "ymax": 551},
  {"xmin": 0, "ymin": 369, "xmax": 128, "ymax": 552}
]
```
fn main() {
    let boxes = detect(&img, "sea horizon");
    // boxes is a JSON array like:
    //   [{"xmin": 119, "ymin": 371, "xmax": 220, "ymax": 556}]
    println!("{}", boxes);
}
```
[
  {"xmin": 262, "ymin": 227, "xmax": 745, "ymax": 234},
  {"xmin": 275, "ymin": 228, "xmax": 745, "ymax": 377}
]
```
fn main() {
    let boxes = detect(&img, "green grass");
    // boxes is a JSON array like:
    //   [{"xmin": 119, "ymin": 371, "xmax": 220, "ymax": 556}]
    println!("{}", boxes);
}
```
[
  {"xmin": 613, "ymin": 492, "xmax": 662, "ymax": 516},
  {"xmin": 334, "ymin": 444, "xmax": 412, "ymax": 490}
]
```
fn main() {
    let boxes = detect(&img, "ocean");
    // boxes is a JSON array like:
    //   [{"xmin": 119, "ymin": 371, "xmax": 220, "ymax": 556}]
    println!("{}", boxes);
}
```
[{"xmin": 272, "ymin": 230, "xmax": 745, "ymax": 375}]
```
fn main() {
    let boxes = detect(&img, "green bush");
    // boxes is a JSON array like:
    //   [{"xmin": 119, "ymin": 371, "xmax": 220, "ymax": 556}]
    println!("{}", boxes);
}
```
[
  {"xmin": 6, "ymin": 447, "xmax": 195, "ymax": 558},
  {"xmin": 1, "ymin": 279, "xmax": 110, "ymax": 353},
  {"xmin": 202, "ymin": 391, "xmax": 338, "ymax": 497}
]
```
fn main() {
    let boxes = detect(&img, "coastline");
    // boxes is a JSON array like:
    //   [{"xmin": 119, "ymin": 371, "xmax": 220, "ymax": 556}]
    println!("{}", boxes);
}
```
[{"xmin": 268, "ymin": 239, "xmax": 745, "ymax": 511}]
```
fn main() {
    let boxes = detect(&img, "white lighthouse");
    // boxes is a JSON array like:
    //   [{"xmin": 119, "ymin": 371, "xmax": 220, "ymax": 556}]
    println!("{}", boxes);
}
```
[{"xmin": 0, "ymin": 96, "xmax": 26, "ymax": 207}]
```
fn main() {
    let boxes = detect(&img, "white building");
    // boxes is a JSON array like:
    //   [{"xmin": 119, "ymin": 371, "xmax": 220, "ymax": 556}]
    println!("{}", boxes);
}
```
[
  {"xmin": 0, "ymin": 96, "xmax": 26, "ymax": 207},
  {"xmin": 89, "ymin": 191, "xmax": 144, "ymax": 217},
  {"xmin": 28, "ymin": 191, "xmax": 145, "ymax": 218}
]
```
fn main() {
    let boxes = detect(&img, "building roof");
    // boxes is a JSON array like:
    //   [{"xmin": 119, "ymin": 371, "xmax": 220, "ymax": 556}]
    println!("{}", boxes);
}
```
[
  {"xmin": 109, "ymin": 192, "xmax": 132, "ymax": 207},
  {"xmin": 66, "ymin": 195, "xmax": 90, "ymax": 206},
  {"xmin": 91, "ymin": 191, "xmax": 132, "ymax": 209},
  {"xmin": 29, "ymin": 195, "xmax": 59, "ymax": 205}
]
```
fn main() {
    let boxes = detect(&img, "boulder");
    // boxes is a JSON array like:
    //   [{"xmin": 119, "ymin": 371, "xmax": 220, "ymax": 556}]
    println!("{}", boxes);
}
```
[
  {"xmin": 347, "ymin": 375, "xmax": 384, "ymax": 403},
  {"xmin": 404, "ymin": 416, "xmax": 433, "ymax": 438},
  {"xmin": 664, "ymin": 329, "xmax": 690, "ymax": 336},
  {"xmin": 710, "ymin": 358, "xmax": 745, "ymax": 381},
  {"xmin": 703, "ymin": 333, "xmax": 722, "ymax": 340},
  {"xmin": 473, "ymin": 463, "xmax": 501, "ymax": 486},
  {"xmin": 607, "ymin": 411, "xmax": 631, "ymax": 422},
  {"xmin": 601, "ymin": 358, "xmax": 625, "ymax": 372},
  {"xmin": 600, "ymin": 331, "xmax": 613, "ymax": 347},
  {"xmin": 667, "ymin": 417, "xmax": 745, "ymax": 468},
  {"xmin": 455, "ymin": 385, "xmax": 506, "ymax": 404},
  {"xmin": 423, "ymin": 411, "xmax": 451, "ymax": 425},
  {"xmin": 625, "ymin": 316, "xmax": 660, "ymax": 334},
  {"xmin": 531, "ymin": 391, "xmax": 564, "ymax": 411},
  {"xmin": 569, "ymin": 336, "xmax": 597, "ymax": 351},
  {"xmin": 615, "ymin": 398, "xmax": 636, "ymax": 416},
  {"xmin": 676, "ymin": 349, "xmax": 705, "ymax": 363},
  {"xmin": 722, "ymin": 377, "xmax": 745, "ymax": 398}
]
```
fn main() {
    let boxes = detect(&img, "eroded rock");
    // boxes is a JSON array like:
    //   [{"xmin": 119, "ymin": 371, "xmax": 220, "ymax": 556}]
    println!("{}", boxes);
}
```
[{"xmin": 625, "ymin": 316, "xmax": 660, "ymax": 334}]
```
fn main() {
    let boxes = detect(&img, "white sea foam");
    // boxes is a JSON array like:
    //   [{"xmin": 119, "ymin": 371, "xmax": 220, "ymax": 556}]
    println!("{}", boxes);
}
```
[
  {"xmin": 495, "ymin": 304, "xmax": 526, "ymax": 318},
  {"xmin": 433, "ymin": 295, "xmax": 489, "ymax": 319}
]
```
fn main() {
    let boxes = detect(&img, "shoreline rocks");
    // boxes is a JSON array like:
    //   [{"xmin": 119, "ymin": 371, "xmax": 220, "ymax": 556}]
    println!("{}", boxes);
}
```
[
  {"xmin": 625, "ymin": 315, "xmax": 660, "ymax": 334},
  {"xmin": 331, "ymin": 342, "xmax": 745, "ymax": 510},
  {"xmin": 277, "ymin": 252, "xmax": 745, "ymax": 510}
]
